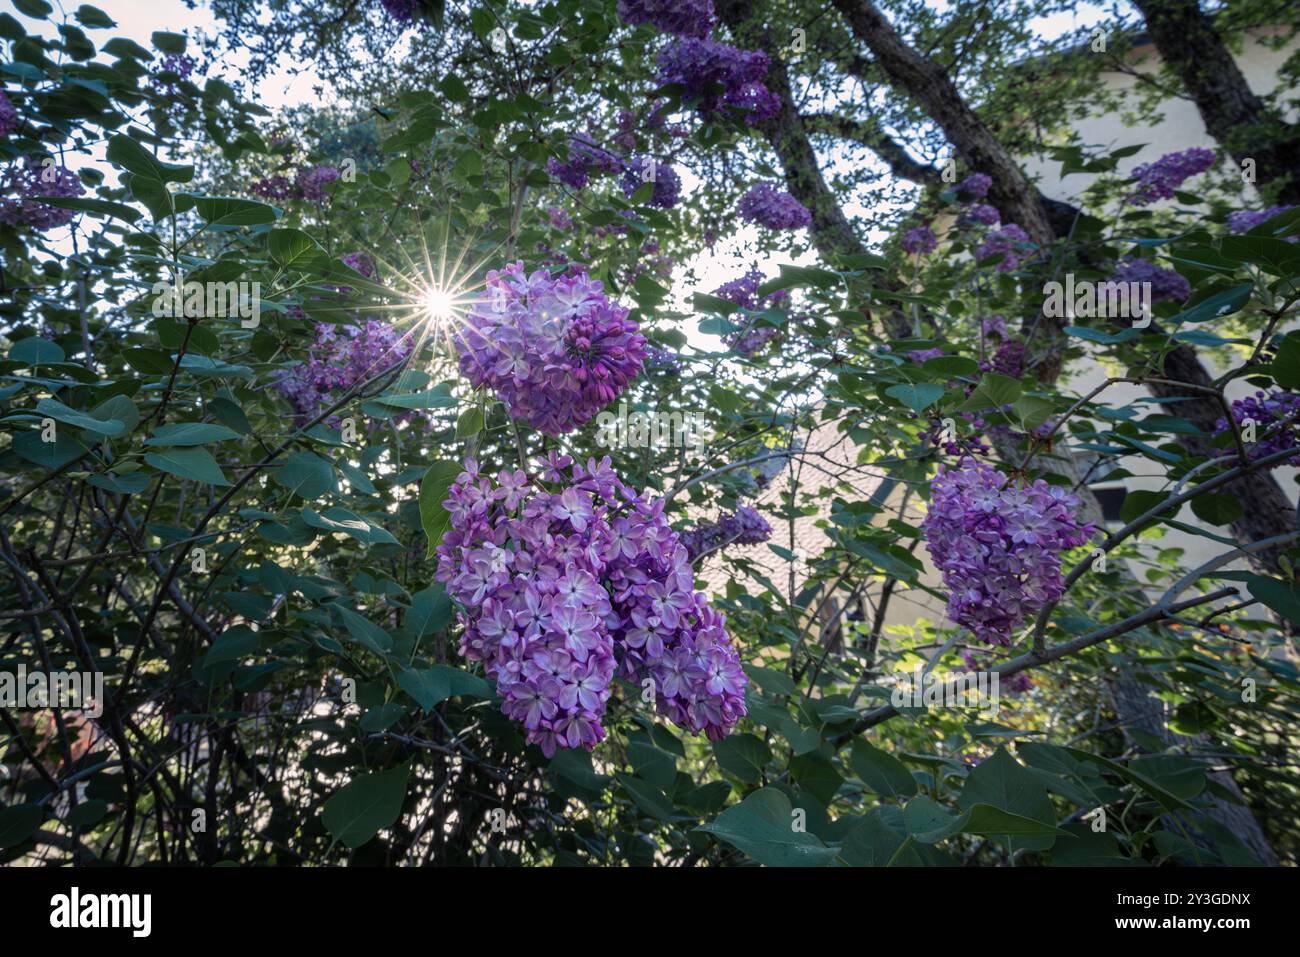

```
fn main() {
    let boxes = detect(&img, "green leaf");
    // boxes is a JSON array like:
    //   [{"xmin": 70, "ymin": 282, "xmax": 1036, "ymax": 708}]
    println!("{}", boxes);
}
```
[
  {"xmin": 331, "ymin": 604, "xmax": 393, "ymax": 654},
  {"xmin": 35, "ymin": 398, "xmax": 125, "ymax": 437},
  {"xmin": 203, "ymin": 626, "xmax": 263, "ymax": 666},
  {"xmin": 885, "ymin": 382, "xmax": 945, "ymax": 413},
  {"xmin": 713, "ymin": 733, "xmax": 771, "ymax": 784},
  {"xmin": 106, "ymin": 133, "xmax": 193, "ymax": 183},
  {"xmin": 850, "ymin": 740, "xmax": 917, "ymax": 798},
  {"xmin": 273, "ymin": 451, "xmax": 337, "ymax": 500},
  {"xmin": 301, "ymin": 507, "xmax": 399, "ymax": 547},
  {"xmin": 188, "ymin": 195, "xmax": 277, "ymax": 228},
  {"xmin": 268, "ymin": 227, "xmax": 325, "ymax": 268},
  {"xmin": 12, "ymin": 432, "xmax": 89, "ymax": 470},
  {"xmin": 1169, "ymin": 283, "xmax": 1253, "ymax": 325},
  {"xmin": 9, "ymin": 337, "xmax": 64, "ymax": 365},
  {"xmin": 373, "ymin": 388, "xmax": 457, "ymax": 410},
  {"xmin": 1190, "ymin": 492, "xmax": 1243, "ymax": 526},
  {"xmin": 404, "ymin": 585, "xmax": 451, "ymax": 638},
  {"xmin": 696, "ymin": 788, "xmax": 838, "ymax": 867},
  {"xmin": 419, "ymin": 461, "xmax": 462, "ymax": 557},
  {"xmin": 1244, "ymin": 575, "xmax": 1300, "ymax": 627},
  {"xmin": 143, "ymin": 422, "xmax": 241, "ymax": 446},
  {"xmin": 955, "ymin": 747, "xmax": 1059, "ymax": 852},
  {"xmin": 0, "ymin": 804, "xmax": 43, "ymax": 849},
  {"xmin": 144, "ymin": 446, "xmax": 231, "ymax": 486},
  {"xmin": 321, "ymin": 765, "xmax": 409, "ymax": 849}
]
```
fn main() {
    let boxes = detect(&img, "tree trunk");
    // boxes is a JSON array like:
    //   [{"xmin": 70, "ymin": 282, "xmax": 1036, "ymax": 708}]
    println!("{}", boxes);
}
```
[{"xmin": 1131, "ymin": 0, "xmax": 1300, "ymax": 205}]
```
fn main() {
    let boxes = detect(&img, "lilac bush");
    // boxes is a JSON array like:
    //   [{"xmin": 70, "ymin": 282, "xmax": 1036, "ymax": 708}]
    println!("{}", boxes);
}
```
[
  {"xmin": 434, "ymin": 455, "xmax": 748, "ymax": 755},
  {"xmin": 924, "ymin": 457, "xmax": 1095, "ymax": 646},
  {"xmin": 738, "ymin": 182, "xmax": 811, "ymax": 230},
  {"xmin": 453, "ymin": 262, "xmax": 647, "ymax": 435}
]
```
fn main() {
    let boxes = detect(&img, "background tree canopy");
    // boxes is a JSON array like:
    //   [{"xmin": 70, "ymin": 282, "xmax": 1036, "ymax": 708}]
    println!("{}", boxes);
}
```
[{"xmin": 1, "ymin": 0, "xmax": 1298, "ymax": 869}]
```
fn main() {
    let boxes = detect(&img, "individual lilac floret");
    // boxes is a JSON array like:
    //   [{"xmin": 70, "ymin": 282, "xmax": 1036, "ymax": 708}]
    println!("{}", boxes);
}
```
[
  {"xmin": 0, "ymin": 90, "xmax": 17, "ymax": 138},
  {"xmin": 1126, "ymin": 147, "xmax": 1216, "ymax": 206},
  {"xmin": 274, "ymin": 319, "xmax": 414, "ymax": 424},
  {"xmin": 738, "ymin": 182, "xmax": 811, "ymax": 230},
  {"xmin": 958, "ymin": 173, "xmax": 992, "ymax": 200},
  {"xmin": 434, "ymin": 455, "xmax": 748, "ymax": 756},
  {"xmin": 1214, "ymin": 390, "xmax": 1300, "ymax": 467},
  {"xmin": 680, "ymin": 504, "xmax": 773, "ymax": 560},
  {"xmin": 964, "ymin": 203, "xmax": 1000, "ymax": 226},
  {"xmin": 656, "ymin": 38, "xmax": 778, "ymax": 125},
  {"xmin": 900, "ymin": 225, "xmax": 938, "ymax": 254},
  {"xmin": 976, "ymin": 223, "xmax": 1033, "ymax": 271},
  {"xmin": 923, "ymin": 457, "xmax": 1095, "ymax": 646},
  {"xmin": 1227, "ymin": 204, "xmax": 1296, "ymax": 240},
  {"xmin": 454, "ymin": 262, "xmax": 647, "ymax": 435},
  {"xmin": 620, "ymin": 155, "xmax": 681, "ymax": 209},
  {"xmin": 1108, "ymin": 256, "xmax": 1191, "ymax": 304},
  {"xmin": 0, "ymin": 160, "xmax": 85, "ymax": 231},
  {"xmin": 617, "ymin": 0, "xmax": 714, "ymax": 38}
]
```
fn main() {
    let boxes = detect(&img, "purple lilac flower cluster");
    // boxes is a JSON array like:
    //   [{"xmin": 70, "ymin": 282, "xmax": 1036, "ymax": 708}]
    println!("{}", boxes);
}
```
[
  {"xmin": 678, "ymin": 505, "xmax": 772, "ymax": 560},
  {"xmin": 149, "ymin": 53, "xmax": 195, "ymax": 98},
  {"xmin": 251, "ymin": 164, "xmax": 341, "ymax": 203},
  {"xmin": 656, "ymin": 38, "xmax": 779, "ymax": 126},
  {"xmin": 454, "ymin": 262, "xmax": 647, "ymax": 436},
  {"xmin": 737, "ymin": 182, "xmax": 811, "ymax": 230},
  {"xmin": 616, "ymin": 0, "xmax": 714, "ymax": 38},
  {"xmin": 645, "ymin": 345, "xmax": 682, "ymax": 374},
  {"xmin": 976, "ymin": 224, "xmax": 1033, "ymax": 272},
  {"xmin": 0, "ymin": 91, "xmax": 17, "ymax": 138},
  {"xmin": 900, "ymin": 225, "xmax": 938, "ymax": 255},
  {"xmin": 546, "ymin": 206, "xmax": 573, "ymax": 230},
  {"xmin": 1227, "ymin": 205, "xmax": 1296, "ymax": 239},
  {"xmin": 619, "ymin": 155, "xmax": 682, "ymax": 209},
  {"xmin": 1109, "ymin": 256, "xmax": 1191, "ymax": 304},
  {"xmin": 981, "ymin": 315, "xmax": 1010, "ymax": 341},
  {"xmin": 964, "ymin": 203, "xmax": 1000, "ymax": 226},
  {"xmin": 546, "ymin": 135, "xmax": 622, "ymax": 191},
  {"xmin": 274, "ymin": 319, "xmax": 413, "ymax": 423},
  {"xmin": 1126, "ymin": 147, "xmax": 1216, "ymax": 206},
  {"xmin": 380, "ymin": 0, "xmax": 419, "ymax": 21},
  {"xmin": 712, "ymin": 268, "xmax": 791, "ymax": 357},
  {"xmin": 924, "ymin": 457, "xmax": 1094, "ymax": 646},
  {"xmin": 435, "ymin": 454, "xmax": 748, "ymax": 755},
  {"xmin": 1213, "ymin": 390, "xmax": 1300, "ymax": 467},
  {"xmin": 341, "ymin": 251, "xmax": 376, "ymax": 279},
  {"xmin": 908, "ymin": 347, "xmax": 945, "ymax": 364},
  {"xmin": 0, "ymin": 160, "xmax": 85, "ymax": 231},
  {"xmin": 958, "ymin": 173, "xmax": 992, "ymax": 200},
  {"xmin": 991, "ymin": 340, "xmax": 1026, "ymax": 378}
]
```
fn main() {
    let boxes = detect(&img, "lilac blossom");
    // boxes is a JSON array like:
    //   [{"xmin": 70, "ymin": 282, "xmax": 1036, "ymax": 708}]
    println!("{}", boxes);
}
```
[
  {"xmin": 296, "ymin": 164, "xmax": 341, "ymax": 202},
  {"xmin": 976, "ymin": 224, "xmax": 1033, "ymax": 272},
  {"xmin": 619, "ymin": 155, "xmax": 682, "ymax": 209},
  {"xmin": 1214, "ymin": 390, "xmax": 1300, "ymax": 467},
  {"xmin": 958, "ymin": 173, "xmax": 992, "ymax": 200},
  {"xmin": 1108, "ymin": 256, "xmax": 1191, "ymax": 304},
  {"xmin": 434, "ymin": 456, "xmax": 748, "ymax": 755},
  {"xmin": 900, "ymin": 225, "xmax": 938, "ymax": 254},
  {"xmin": 679, "ymin": 505, "xmax": 773, "ymax": 559},
  {"xmin": 453, "ymin": 262, "xmax": 647, "ymax": 435},
  {"xmin": 1126, "ymin": 147, "xmax": 1216, "ymax": 206},
  {"xmin": 656, "ymin": 38, "xmax": 778, "ymax": 125},
  {"xmin": 712, "ymin": 268, "xmax": 792, "ymax": 356},
  {"xmin": 616, "ymin": 0, "xmax": 714, "ymax": 38},
  {"xmin": 0, "ymin": 90, "xmax": 17, "ymax": 138},
  {"xmin": 1227, "ymin": 204, "xmax": 1296, "ymax": 240},
  {"xmin": 964, "ymin": 203, "xmax": 1000, "ymax": 226},
  {"xmin": 924, "ymin": 457, "xmax": 1095, "ymax": 646},
  {"xmin": 0, "ymin": 160, "xmax": 85, "ymax": 231},
  {"xmin": 273, "ymin": 319, "xmax": 413, "ymax": 424},
  {"xmin": 738, "ymin": 182, "xmax": 811, "ymax": 230}
]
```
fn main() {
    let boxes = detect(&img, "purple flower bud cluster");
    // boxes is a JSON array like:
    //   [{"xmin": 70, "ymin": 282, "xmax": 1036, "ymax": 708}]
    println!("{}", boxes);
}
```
[
  {"xmin": 738, "ymin": 182, "xmax": 811, "ymax": 230},
  {"xmin": 958, "ymin": 173, "xmax": 992, "ymax": 200},
  {"xmin": 454, "ymin": 262, "xmax": 647, "ymax": 436},
  {"xmin": 900, "ymin": 225, "xmax": 938, "ymax": 254},
  {"xmin": 546, "ymin": 134, "xmax": 622, "ymax": 191},
  {"xmin": 679, "ymin": 505, "xmax": 772, "ymax": 560},
  {"xmin": 1227, "ymin": 205, "xmax": 1296, "ymax": 239},
  {"xmin": 434, "ymin": 454, "xmax": 748, "ymax": 756},
  {"xmin": 0, "ymin": 160, "xmax": 85, "ymax": 231},
  {"xmin": 0, "ymin": 91, "xmax": 17, "ymax": 138},
  {"xmin": 1126, "ymin": 147, "xmax": 1216, "ymax": 206},
  {"xmin": 1108, "ymin": 256, "xmax": 1191, "ymax": 304},
  {"xmin": 1214, "ymin": 390, "xmax": 1300, "ymax": 467},
  {"xmin": 991, "ymin": 340, "xmax": 1026, "ymax": 378},
  {"xmin": 251, "ymin": 164, "xmax": 341, "ymax": 203},
  {"xmin": 924, "ymin": 457, "xmax": 1095, "ymax": 646},
  {"xmin": 619, "ymin": 155, "xmax": 681, "ymax": 209},
  {"xmin": 976, "ymin": 223, "xmax": 1033, "ymax": 272},
  {"xmin": 712, "ymin": 268, "xmax": 791, "ymax": 356},
  {"xmin": 274, "ymin": 319, "xmax": 414, "ymax": 422},
  {"xmin": 617, "ymin": 0, "xmax": 714, "ymax": 38},
  {"xmin": 655, "ymin": 38, "xmax": 779, "ymax": 126},
  {"xmin": 963, "ymin": 203, "xmax": 1000, "ymax": 226}
]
